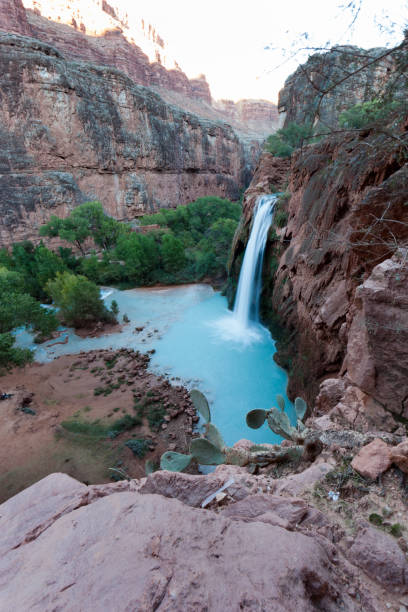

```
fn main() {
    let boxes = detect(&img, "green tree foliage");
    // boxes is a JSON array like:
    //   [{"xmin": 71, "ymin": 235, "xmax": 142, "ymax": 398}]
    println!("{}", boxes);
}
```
[
  {"xmin": 265, "ymin": 122, "xmax": 314, "ymax": 158},
  {"xmin": 0, "ymin": 267, "xmax": 58, "ymax": 338},
  {"xmin": 133, "ymin": 196, "xmax": 241, "ymax": 283},
  {"xmin": 194, "ymin": 218, "xmax": 238, "ymax": 278},
  {"xmin": 0, "ymin": 265, "xmax": 59, "ymax": 368},
  {"xmin": 0, "ymin": 333, "xmax": 33, "ymax": 370},
  {"xmin": 160, "ymin": 234, "xmax": 186, "ymax": 274},
  {"xmin": 115, "ymin": 233, "xmax": 160, "ymax": 285},
  {"xmin": 338, "ymin": 98, "xmax": 402, "ymax": 129},
  {"xmin": 40, "ymin": 201, "xmax": 127, "ymax": 253},
  {"xmin": 5, "ymin": 242, "xmax": 67, "ymax": 301},
  {"xmin": 46, "ymin": 271, "xmax": 115, "ymax": 328}
]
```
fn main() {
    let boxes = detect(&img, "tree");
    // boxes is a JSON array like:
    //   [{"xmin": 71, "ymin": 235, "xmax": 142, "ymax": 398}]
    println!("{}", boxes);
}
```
[
  {"xmin": 46, "ymin": 272, "xmax": 115, "ymax": 328},
  {"xmin": 0, "ymin": 333, "xmax": 33, "ymax": 370},
  {"xmin": 0, "ymin": 267, "xmax": 59, "ymax": 338},
  {"xmin": 40, "ymin": 201, "xmax": 127, "ymax": 254},
  {"xmin": 160, "ymin": 234, "xmax": 185, "ymax": 274},
  {"xmin": 115, "ymin": 233, "xmax": 160, "ymax": 285}
]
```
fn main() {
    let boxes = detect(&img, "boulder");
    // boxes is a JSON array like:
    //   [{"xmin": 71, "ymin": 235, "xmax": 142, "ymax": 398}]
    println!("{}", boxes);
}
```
[
  {"xmin": 348, "ymin": 526, "xmax": 408, "ymax": 590},
  {"xmin": 0, "ymin": 475, "xmax": 347, "ymax": 611},
  {"xmin": 390, "ymin": 440, "xmax": 408, "ymax": 474},
  {"xmin": 351, "ymin": 438, "xmax": 392, "ymax": 480}
]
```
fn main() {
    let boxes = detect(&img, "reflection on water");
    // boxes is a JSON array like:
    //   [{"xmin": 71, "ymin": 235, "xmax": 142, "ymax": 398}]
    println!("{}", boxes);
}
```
[{"xmin": 15, "ymin": 284, "xmax": 294, "ymax": 446}]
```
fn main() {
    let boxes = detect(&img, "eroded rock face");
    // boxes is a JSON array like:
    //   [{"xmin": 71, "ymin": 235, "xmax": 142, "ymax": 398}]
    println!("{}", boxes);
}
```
[
  {"xmin": 0, "ymin": 33, "xmax": 247, "ymax": 245},
  {"xmin": 278, "ymin": 45, "xmax": 394, "ymax": 128},
  {"xmin": 0, "ymin": 0, "xmax": 31, "ymax": 35},
  {"xmin": 245, "ymin": 134, "xmax": 408, "ymax": 410},
  {"xmin": 344, "ymin": 251, "xmax": 408, "ymax": 416},
  {"xmin": 1, "ymin": 470, "xmax": 406, "ymax": 610}
]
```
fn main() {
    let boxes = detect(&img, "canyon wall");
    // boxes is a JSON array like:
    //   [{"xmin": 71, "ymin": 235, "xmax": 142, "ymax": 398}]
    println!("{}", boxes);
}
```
[
  {"xmin": 278, "ymin": 45, "xmax": 395, "ymax": 128},
  {"xmin": 235, "ymin": 134, "xmax": 408, "ymax": 420},
  {"xmin": 0, "ymin": 33, "xmax": 247, "ymax": 244},
  {"xmin": 0, "ymin": 0, "xmax": 280, "ymax": 245},
  {"xmin": 232, "ymin": 37, "xmax": 408, "ymax": 420},
  {"xmin": 0, "ymin": 0, "xmax": 279, "ymax": 133}
]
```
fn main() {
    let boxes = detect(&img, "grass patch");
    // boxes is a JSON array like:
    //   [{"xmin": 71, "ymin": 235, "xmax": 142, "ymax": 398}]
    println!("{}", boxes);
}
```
[{"xmin": 61, "ymin": 414, "xmax": 141, "ymax": 440}]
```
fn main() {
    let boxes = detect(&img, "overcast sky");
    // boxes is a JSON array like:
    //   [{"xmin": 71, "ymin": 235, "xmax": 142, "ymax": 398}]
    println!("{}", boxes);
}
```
[{"xmin": 126, "ymin": 0, "xmax": 407, "ymax": 102}]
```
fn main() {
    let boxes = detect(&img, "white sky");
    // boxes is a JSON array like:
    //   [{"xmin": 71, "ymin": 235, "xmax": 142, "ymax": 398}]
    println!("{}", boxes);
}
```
[{"xmin": 126, "ymin": 0, "xmax": 408, "ymax": 102}]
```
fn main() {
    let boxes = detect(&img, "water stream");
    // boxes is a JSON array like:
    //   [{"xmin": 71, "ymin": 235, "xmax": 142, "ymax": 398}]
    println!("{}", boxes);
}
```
[{"xmin": 15, "ymin": 195, "xmax": 295, "ymax": 445}]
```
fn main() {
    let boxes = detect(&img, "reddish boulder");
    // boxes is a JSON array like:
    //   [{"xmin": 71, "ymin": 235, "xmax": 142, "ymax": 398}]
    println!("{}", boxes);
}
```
[
  {"xmin": 348, "ymin": 526, "xmax": 408, "ymax": 590},
  {"xmin": 390, "ymin": 440, "xmax": 408, "ymax": 474},
  {"xmin": 351, "ymin": 438, "xmax": 392, "ymax": 480}
]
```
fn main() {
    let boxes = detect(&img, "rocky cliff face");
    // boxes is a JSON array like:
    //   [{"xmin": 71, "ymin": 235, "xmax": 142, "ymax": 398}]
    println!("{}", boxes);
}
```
[
  {"xmin": 236, "ymin": 132, "xmax": 408, "ymax": 421},
  {"xmin": 0, "ymin": 32, "xmax": 249, "ymax": 245},
  {"xmin": 0, "ymin": 0, "xmax": 279, "ymax": 135},
  {"xmin": 0, "ymin": 0, "xmax": 280, "ymax": 245},
  {"xmin": 278, "ymin": 45, "xmax": 395, "ymax": 128},
  {"xmin": 232, "ymin": 39, "xmax": 408, "ymax": 420}
]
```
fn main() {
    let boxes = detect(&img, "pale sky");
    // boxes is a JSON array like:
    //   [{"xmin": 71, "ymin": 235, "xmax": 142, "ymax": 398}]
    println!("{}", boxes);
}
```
[{"xmin": 126, "ymin": 0, "xmax": 407, "ymax": 102}]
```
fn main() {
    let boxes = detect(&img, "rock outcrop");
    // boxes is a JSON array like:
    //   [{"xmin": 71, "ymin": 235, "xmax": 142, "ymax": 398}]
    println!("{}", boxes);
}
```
[
  {"xmin": 1, "ymin": 469, "xmax": 408, "ymax": 610},
  {"xmin": 278, "ymin": 45, "xmax": 395, "ymax": 128},
  {"xmin": 0, "ymin": 32, "xmax": 248, "ymax": 245},
  {"xmin": 233, "ymin": 126, "xmax": 408, "ymax": 417}
]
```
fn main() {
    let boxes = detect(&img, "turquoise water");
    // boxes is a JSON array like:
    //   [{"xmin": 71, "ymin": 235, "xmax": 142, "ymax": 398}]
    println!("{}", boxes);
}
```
[{"xmin": 14, "ymin": 285, "xmax": 294, "ymax": 446}]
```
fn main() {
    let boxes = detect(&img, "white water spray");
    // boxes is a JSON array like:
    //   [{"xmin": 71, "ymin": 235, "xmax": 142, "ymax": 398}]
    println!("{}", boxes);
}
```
[
  {"xmin": 210, "ymin": 194, "xmax": 277, "ymax": 344},
  {"xmin": 233, "ymin": 194, "xmax": 277, "ymax": 326}
]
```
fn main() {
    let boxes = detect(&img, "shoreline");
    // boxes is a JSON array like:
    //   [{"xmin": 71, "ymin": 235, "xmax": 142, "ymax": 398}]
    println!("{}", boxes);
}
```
[{"xmin": 0, "ymin": 348, "xmax": 197, "ymax": 502}]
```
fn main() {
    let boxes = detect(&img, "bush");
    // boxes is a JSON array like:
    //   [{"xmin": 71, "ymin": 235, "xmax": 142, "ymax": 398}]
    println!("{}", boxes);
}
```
[
  {"xmin": 124, "ymin": 438, "xmax": 150, "ymax": 458},
  {"xmin": 46, "ymin": 271, "xmax": 115, "ymax": 328},
  {"xmin": 338, "ymin": 98, "xmax": 400, "ymax": 129},
  {"xmin": 265, "ymin": 122, "xmax": 313, "ymax": 158},
  {"xmin": 0, "ymin": 333, "xmax": 33, "ymax": 369},
  {"xmin": 274, "ymin": 210, "xmax": 289, "ymax": 228}
]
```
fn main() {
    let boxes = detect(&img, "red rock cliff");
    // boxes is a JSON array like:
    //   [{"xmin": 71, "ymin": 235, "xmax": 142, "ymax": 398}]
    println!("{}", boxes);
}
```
[
  {"xmin": 0, "ymin": 33, "xmax": 247, "ymax": 245},
  {"xmin": 233, "ymin": 133, "xmax": 408, "ymax": 420}
]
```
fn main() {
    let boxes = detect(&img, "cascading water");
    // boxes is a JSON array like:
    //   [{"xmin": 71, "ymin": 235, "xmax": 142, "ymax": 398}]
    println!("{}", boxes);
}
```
[
  {"xmin": 211, "ymin": 194, "xmax": 277, "ymax": 344},
  {"xmin": 233, "ymin": 194, "xmax": 277, "ymax": 327}
]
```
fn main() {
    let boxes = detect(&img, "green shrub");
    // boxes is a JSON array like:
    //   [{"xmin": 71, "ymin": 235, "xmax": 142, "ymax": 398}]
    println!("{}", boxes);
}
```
[
  {"xmin": 338, "ymin": 98, "xmax": 400, "ymax": 129},
  {"xmin": 274, "ymin": 210, "xmax": 289, "ymax": 228},
  {"xmin": 125, "ymin": 438, "xmax": 150, "ymax": 458},
  {"xmin": 146, "ymin": 405, "xmax": 166, "ymax": 432},
  {"xmin": 265, "ymin": 122, "xmax": 313, "ymax": 158},
  {"xmin": 61, "ymin": 414, "xmax": 140, "ymax": 440},
  {"xmin": 0, "ymin": 332, "xmax": 33, "ymax": 370}
]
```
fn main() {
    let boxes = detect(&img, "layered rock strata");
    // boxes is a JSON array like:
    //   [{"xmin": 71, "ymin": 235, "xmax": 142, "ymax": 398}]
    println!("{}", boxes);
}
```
[
  {"xmin": 0, "ymin": 33, "xmax": 247, "ymax": 245},
  {"xmin": 0, "ymin": 0, "xmax": 279, "ymax": 134}
]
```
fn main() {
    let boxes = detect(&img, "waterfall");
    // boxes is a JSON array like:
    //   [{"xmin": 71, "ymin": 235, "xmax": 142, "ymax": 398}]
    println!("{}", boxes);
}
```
[{"xmin": 233, "ymin": 194, "xmax": 277, "ymax": 327}]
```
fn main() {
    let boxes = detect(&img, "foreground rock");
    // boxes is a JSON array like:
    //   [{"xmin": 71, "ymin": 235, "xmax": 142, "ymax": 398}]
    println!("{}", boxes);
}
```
[
  {"xmin": 1, "ymin": 469, "xmax": 407, "ymax": 611},
  {"xmin": 351, "ymin": 439, "xmax": 393, "ymax": 480}
]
